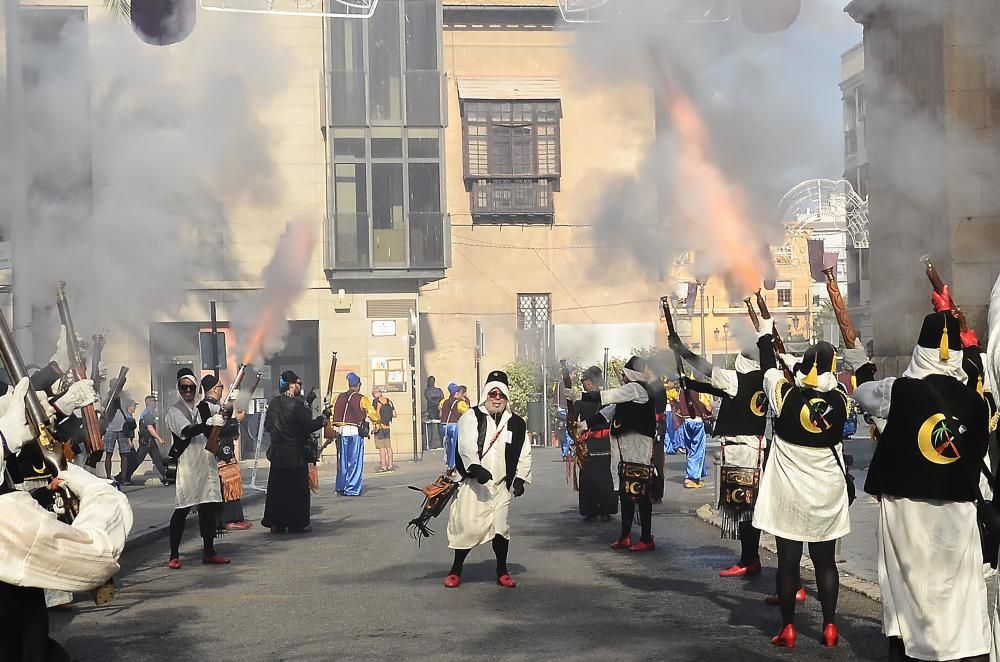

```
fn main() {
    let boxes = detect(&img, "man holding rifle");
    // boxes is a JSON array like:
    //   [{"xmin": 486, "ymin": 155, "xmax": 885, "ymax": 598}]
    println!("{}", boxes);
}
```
[{"xmin": 1, "ymin": 376, "xmax": 133, "ymax": 660}]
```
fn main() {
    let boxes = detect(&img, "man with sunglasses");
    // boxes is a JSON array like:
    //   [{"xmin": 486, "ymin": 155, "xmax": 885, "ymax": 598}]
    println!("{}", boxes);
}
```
[
  {"xmin": 444, "ymin": 370, "xmax": 532, "ymax": 589},
  {"xmin": 164, "ymin": 368, "xmax": 228, "ymax": 569}
]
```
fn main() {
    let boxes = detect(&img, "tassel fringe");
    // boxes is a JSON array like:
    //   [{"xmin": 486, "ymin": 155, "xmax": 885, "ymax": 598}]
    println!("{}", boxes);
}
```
[{"xmin": 719, "ymin": 507, "xmax": 753, "ymax": 541}]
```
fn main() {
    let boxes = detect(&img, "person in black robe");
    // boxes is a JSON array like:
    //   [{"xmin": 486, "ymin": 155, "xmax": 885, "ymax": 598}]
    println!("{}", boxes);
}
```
[
  {"xmin": 262, "ymin": 370, "xmax": 327, "ymax": 533},
  {"xmin": 574, "ymin": 366, "xmax": 617, "ymax": 522}
]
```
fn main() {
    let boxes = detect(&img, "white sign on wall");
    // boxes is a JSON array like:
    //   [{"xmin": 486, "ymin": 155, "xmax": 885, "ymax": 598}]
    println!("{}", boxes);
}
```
[{"xmin": 371, "ymin": 320, "xmax": 396, "ymax": 337}]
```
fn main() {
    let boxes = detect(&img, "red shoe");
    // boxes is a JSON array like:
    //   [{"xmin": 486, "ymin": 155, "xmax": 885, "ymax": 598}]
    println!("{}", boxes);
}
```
[
  {"xmin": 443, "ymin": 574, "xmax": 461, "ymax": 588},
  {"xmin": 225, "ymin": 521, "xmax": 253, "ymax": 531},
  {"xmin": 765, "ymin": 587, "xmax": 807, "ymax": 605},
  {"xmin": 770, "ymin": 624, "xmax": 797, "ymax": 648},
  {"xmin": 821, "ymin": 623, "xmax": 839, "ymax": 647},
  {"xmin": 610, "ymin": 535, "xmax": 633, "ymax": 550},
  {"xmin": 629, "ymin": 538, "xmax": 656, "ymax": 552},
  {"xmin": 202, "ymin": 554, "xmax": 231, "ymax": 565},
  {"xmin": 719, "ymin": 559, "xmax": 762, "ymax": 578},
  {"xmin": 167, "ymin": 558, "xmax": 182, "ymax": 570},
  {"xmin": 497, "ymin": 574, "xmax": 517, "ymax": 588}
]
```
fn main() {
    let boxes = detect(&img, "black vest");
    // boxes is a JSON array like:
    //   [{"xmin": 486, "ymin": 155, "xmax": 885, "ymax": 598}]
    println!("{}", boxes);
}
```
[
  {"xmin": 611, "ymin": 381, "xmax": 657, "ymax": 439},
  {"xmin": 455, "ymin": 408, "xmax": 527, "ymax": 486},
  {"xmin": 713, "ymin": 370, "xmax": 767, "ymax": 437},
  {"xmin": 575, "ymin": 398, "xmax": 611, "ymax": 454},
  {"xmin": 864, "ymin": 374, "xmax": 988, "ymax": 501},
  {"xmin": 772, "ymin": 381, "xmax": 847, "ymax": 448}
]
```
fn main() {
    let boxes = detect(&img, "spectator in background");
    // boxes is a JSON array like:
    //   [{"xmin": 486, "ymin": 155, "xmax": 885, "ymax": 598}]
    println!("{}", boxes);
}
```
[
  {"xmin": 125, "ymin": 395, "xmax": 168, "ymax": 486},
  {"xmin": 458, "ymin": 385, "xmax": 471, "ymax": 407},
  {"xmin": 373, "ymin": 388, "xmax": 397, "ymax": 473},
  {"xmin": 104, "ymin": 393, "xmax": 137, "ymax": 485},
  {"xmin": 440, "ymin": 383, "xmax": 469, "ymax": 474},
  {"xmin": 423, "ymin": 376, "xmax": 444, "ymax": 451}
]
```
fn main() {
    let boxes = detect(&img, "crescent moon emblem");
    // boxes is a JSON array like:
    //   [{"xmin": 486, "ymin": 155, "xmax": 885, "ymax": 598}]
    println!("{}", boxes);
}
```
[
  {"xmin": 32, "ymin": 463, "xmax": 47, "ymax": 474},
  {"xmin": 917, "ymin": 413, "xmax": 961, "ymax": 465},
  {"xmin": 799, "ymin": 398, "xmax": 828, "ymax": 434},
  {"xmin": 750, "ymin": 391, "xmax": 767, "ymax": 417}
]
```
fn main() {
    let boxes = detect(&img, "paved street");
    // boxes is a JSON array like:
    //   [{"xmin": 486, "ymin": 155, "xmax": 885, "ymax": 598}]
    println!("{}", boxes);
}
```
[{"xmin": 52, "ymin": 448, "xmax": 886, "ymax": 661}]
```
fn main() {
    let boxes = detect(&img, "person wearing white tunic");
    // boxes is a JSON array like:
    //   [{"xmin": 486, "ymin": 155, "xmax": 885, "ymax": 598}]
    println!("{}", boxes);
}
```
[
  {"xmin": 444, "ymin": 370, "xmax": 531, "ymax": 588},
  {"xmin": 0, "ymin": 376, "xmax": 133, "ymax": 659},
  {"xmin": 849, "ymin": 310, "xmax": 990, "ymax": 662},
  {"xmin": 752, "ymin": 319, "xmax": 850, "ymax": 649},
  {"xmin": 164, "ymin": 368, "xmax": 228, "ymax": 569},
  {"xmin": 571, "ymin": 356, "xmax": 658, "ymax": 552}
]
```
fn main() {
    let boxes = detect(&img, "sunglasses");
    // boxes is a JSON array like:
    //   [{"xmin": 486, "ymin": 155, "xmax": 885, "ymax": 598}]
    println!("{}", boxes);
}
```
[
  {"xmin": 179, "ymin": 384, "xmax": 196, "ymax": 392},
  {"xmin": 487, "ymin": 389, "xmax": 507, "ymax": 400}
]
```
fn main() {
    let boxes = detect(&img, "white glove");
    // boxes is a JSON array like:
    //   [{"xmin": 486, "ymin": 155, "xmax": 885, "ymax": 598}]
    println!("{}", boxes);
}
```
[
  {"xmin": 779, "ymin": 353, "xmax": 799, "ymax": 371},
  {"xmin": 841, "ymin": 344, "xmax": 870, "ymax": 372},
  {"xmin": 571, "ymin": 420, "xmax": 588, "ymax": 436},
  {"xmin": 0, "ymin": 378, "xmax": 35, "ymax": 454},
  {"xmin": 54, "ymin": 379, "xmax": 98, "ymax": 416},
  {"xmin": 57, "ymin": 463, "xmax": 114, "ymax": 500},
  {"xmin": 49, "ymin": 324, "xmax": 68, "ymax": 366},
  {"xmin": 207, "ymin": 413, "xmax": 225, "ymax": 427},
  {"xmin": 35, "ymin": 391, "xmax": 57, "ymax": 420},
  {"xmin": 227, "ymin": 388, "xmax": 240, "ymax": 403},
  {"xmin": 757, "ymin": 318, "xmax": 774, "ymax": 338}
]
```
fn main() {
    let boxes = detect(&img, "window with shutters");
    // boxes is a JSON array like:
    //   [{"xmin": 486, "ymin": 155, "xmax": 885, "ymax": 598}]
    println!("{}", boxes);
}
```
[{"xmin": 462, "ymin": 101, "xmax": 561, "ymax": 223}]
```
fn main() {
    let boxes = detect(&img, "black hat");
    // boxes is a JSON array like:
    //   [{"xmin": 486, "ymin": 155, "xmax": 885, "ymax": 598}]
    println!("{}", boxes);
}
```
[
  {"xmin": 279, "ymin": 370, "xmax": 300, "ymax": 392},
  {"xmin": 201, "ymin": 374, "xmax": 220, "ymax": 392},
  {"xmin": 797, "ymin": 341, "xmax": 836, "ymax": 388},
  {"xmin": 624, "ymin": 356, "xmax": 647, "ymax": 373},
  {"xmin": 917, "ymin": 311, "xmax": 961, "ymax": 359},
  {"xmin": 176, "ymin": 367, "xmax": 197, "ymax": 384},
  {"xmin": 581, "ymin": 366, "xmax": 604, "ymax": 386},
  {"xmin": 485, "ymin": 370, "xmax": 508, "ymax": 387}
]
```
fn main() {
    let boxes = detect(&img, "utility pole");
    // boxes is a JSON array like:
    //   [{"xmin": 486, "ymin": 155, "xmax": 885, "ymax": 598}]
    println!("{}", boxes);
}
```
[
  {"xmin": 4, "ymin": 0, "xmax": 33, "ymax": 360},
  {"xmin": 699, "ymin": 280, "xmax": 707, "ymax": 355}
]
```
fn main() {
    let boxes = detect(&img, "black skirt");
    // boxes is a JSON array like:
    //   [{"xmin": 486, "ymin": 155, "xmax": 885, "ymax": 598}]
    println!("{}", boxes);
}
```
[
  {"xmin": 261, "ymin": 465, "xmax": 310, "ymax": 531},
  {"xmin": 579, "ymin": 438, "xmax": 617, "ymax": 517}
]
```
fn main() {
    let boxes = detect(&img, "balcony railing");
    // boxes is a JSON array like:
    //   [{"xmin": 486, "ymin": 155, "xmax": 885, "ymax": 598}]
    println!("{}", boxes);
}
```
[{"xmin": 471, "ymin": 178, "xmax": 554, "ymax": 221}]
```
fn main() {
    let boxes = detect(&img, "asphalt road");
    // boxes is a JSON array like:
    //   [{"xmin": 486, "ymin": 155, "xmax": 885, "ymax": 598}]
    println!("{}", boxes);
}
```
[{"xmin": 52, "ymin": 448, "xmax": 887, "ymax": 661}]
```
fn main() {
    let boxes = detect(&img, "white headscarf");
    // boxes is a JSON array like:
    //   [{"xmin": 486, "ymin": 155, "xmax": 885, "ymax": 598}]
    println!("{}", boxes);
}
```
[
  {"xmin": 735, "ymin": 353, "xmax": 759, "ymax": 375},
  {"xmin": 478, "ymin": 378, "xmax": 510, "ymax": 405},
  {"xmin": 622, "ymin": 367, "xmax": 645, "ymax": 383},
  {"xmin": 902, "ymin": 345, "xmax": 967, "ymax": 384}
]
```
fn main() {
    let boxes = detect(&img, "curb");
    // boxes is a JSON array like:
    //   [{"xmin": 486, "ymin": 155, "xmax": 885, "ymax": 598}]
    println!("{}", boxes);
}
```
[
  {"xmin": 124, "ymin": 489, "xmax": 267, "ymax": 552},
  {"xmin": 695, "ymin": 503, "xmax": 881, "ymax": 603}
]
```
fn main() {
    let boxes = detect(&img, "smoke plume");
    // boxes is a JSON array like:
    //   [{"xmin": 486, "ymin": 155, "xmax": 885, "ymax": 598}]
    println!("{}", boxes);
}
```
[
  {"xmin": 1, "ymin": 11, "xmax": 290, "ymax": 358},
  {"xmin": 231, "ymin": 218, "xmax": 317, "ymax": 365},
  {"xmin": 569, "ymin": 0, "xmax": 861, "ymax": 285}
]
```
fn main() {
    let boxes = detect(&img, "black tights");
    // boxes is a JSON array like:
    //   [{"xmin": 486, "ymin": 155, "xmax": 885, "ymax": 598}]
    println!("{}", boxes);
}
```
[
  {"xmin": 888, "ymin": 637, "xmax": 988, "ymax": 662},
  {"xmin": 775, "ymin": 537, "xmax": 838, "ymax": 627},
  {"xmin": 450, "ymin": 535, "xmax": 510, "ymax": 578},
  {"xmin": 619, "ymin": 495, "xmax": 652, "ymax": 543},
  {"xmin": 738, "ymin": 521, "xmax": 762, "ymax": 566},
  {"xmin": 169, "ymin": 504, "xmax": 219, "ymax": 558}
]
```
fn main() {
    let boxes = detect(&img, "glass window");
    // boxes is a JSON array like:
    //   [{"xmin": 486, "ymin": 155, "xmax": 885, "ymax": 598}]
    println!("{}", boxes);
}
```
[
  {"xmin": 517, "ymin": 293, "xmax": 551, "ymax": 330},
  {"xmin": 408, "ymin": 162, "xmax": 440, "ymax": 212},
  {"xmin": 408, "ymin": 163, "xmax": 443, "ymax": 268},
  {"xmin": 329, "ymin": 71, "xmax": 367, "ymax": 126},
  {"xmin": 404, "ymin": 0, "xmax": 437, "ymax": 71},
  {"xmin": 409, "ymin": 137, "xmax": 439, "ymax": 158},
  {"xmin": 405, "ymin": 71, "xmax": 442, "ymax": 126},
  {"xmin": 777, "ymin": 281, "xmax": 792, "ymax": 306},
  {"xmin": 333, "ymin": 129, "xmax": 366, "ymax": 158},
  {"xmin": 368, "ymin": 0, "xmax": 402, "ymax": 123},
  {"xmin": 372, "ymin": 163, "xmax": 405, "ymax": 266},
  {"xmin": 334, "ymin": 164, "xmax": 369, "ymax": 268}
]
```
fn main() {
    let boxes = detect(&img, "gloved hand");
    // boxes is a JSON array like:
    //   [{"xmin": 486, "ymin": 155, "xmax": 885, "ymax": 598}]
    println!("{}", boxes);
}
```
[
  {"xmin": 758, "ymin": 318, "xmax": 775, "ymax": 338},
  {"xmin": 511, "ymin": 477, "xmax": 525, "ymax": 497},
  {"xmin": 48, "ymin": 325, "xmax": 68, "ymax": 366},
  {"xmin": 468, "ymin": 464, "xmax": 492, "ymax": 485},
  {"xmin": 778, "ymin": 353, "xmax": 799, "ymax": 372},
  {"xmin": 35, "ymin": 391, "xmax": 57, "ymax": 420},
  {"xmin": 227, "ymin": 388, "xmax": 241, "ymax": 403},
  {"xmin": 840, "ymin": 342, "xmax": 870, "ymax": 372},
  {"xmin": 54, "ymin": 379, "xmax": 98, "ymax": 416},
  {"xmin": 322, "ymin": 405, "xmax": 332, "ymax": 418},
  {"xmin": 0, "ymin": 378, "xmax": 35, "ymax": 453},
  {"xmin": 960, "ymin": 328, "xmax": 980, "ymax": 349},
  {"xmin": 570, "ymin": 421, "xmax": 588, "ymax": 438},
  {"xmin": 667, "ymin": 333, "xmax": 683, "ymax": 351},
  {"xmin": 931, "ymin": 285, "xmax": 952, "ymax": 313},
  {"xmin": 207, "ymin": 413, "xmax": 226, "ymax": 427},
  {"xmin": 305, "ymin": 388, "xmax": 317, "ymax": 405}
]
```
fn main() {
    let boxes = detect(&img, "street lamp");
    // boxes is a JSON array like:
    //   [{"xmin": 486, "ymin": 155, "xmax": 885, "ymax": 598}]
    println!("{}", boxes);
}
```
[{"xmin": 722, "ymin": 322, "xmax": 730, "ymax": 362}]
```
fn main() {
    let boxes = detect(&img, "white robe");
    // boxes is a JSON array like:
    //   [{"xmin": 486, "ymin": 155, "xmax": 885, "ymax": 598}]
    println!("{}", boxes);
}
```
[
  {"xmin": 447, "ymin": 407, "xmax": 532, "ymax": 549},
  {"xmin": 165, "ymin": 399, "xmax": 222, "ymax": 509},
  {"xmin": 752, "ymin": 368, "xmax": 850, "ymax": 543},
  {"xmin": 0, "ymin": 465, "xmax": 132, "ymax": 592}
]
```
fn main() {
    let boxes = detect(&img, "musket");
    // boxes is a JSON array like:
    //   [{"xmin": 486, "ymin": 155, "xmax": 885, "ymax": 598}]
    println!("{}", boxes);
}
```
[
  {"xmin": 755, "ymin": 289, "xmax": 795, "ymax": 381},
  {"xmin": 323, "ymin": 351, "xmax": 338, "ymax": 441},
  {"xmin": 744, "ymin": 296, "xmax": 760, "ymax": 332},
  {"xmin": 205, "ymin": 363, "xmax": 249, "ymax": 455},
  {"xmin": 100, "ymin": 366, "xmax": 130, "ymax": 435},
  {"xmin": 822, "ymin": 267, "xmax": 859, "ymax": 348},
  {"xmin": 561, "ymin": 360, "xmax": 588, "ymax": 466},
  {"xmin": 661, "ymin": 296, "xmax": 695, "ymax": 414},
  {"xmin": 55, "ymin": 283, "xmax": 104, "ymax": 466},
  {"xmin": 90, "ymin": 331, "xmax": 106, "ymax": 399},
  {"xmin": 922, "ymin": 254, "xmax": 970, "ymax": 332}
]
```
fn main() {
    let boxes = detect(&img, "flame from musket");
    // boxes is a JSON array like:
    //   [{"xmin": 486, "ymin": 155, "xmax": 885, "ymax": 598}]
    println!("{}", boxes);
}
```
[
  {"xmin": 239, "ymin": 219, "xmax": 316, "ymax": 365},
  {"xmin": 658, "ymin": 80, "xmax": 766, "ymax": 292}
]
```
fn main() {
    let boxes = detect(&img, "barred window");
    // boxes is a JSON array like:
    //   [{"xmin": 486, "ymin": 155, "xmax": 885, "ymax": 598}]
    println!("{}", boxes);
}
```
[{"xmin": 517, "ymin": 293, "xmax": 551, "ymax": 331}]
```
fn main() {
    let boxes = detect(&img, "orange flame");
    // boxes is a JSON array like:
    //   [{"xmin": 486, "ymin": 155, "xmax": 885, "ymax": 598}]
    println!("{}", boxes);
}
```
[
  {"xmin": 239, "ymin": 220, "xmax": 316, "ymax": 364},
  {"xmin": 660, "ymin": 83, "xmax": 765, "ymax": 292}
]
